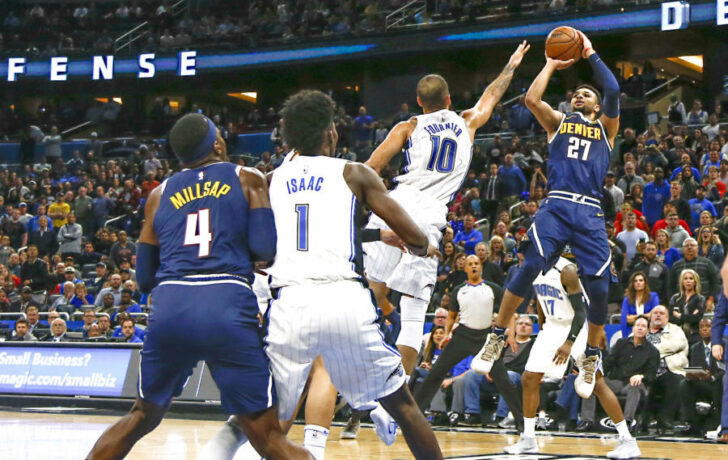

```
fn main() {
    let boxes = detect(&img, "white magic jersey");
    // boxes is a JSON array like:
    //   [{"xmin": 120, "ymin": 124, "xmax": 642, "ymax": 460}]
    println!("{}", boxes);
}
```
[
  {"xmin": 267, "ymin": 155, "xmax": 362, "ymax": 287},
  {"xmin": 533, "ymin": 258, "xmax": 583, "ymax": 323},
  {"xmin": 394, "ymin": 109, "xmax": 472, "ymax": 205}
]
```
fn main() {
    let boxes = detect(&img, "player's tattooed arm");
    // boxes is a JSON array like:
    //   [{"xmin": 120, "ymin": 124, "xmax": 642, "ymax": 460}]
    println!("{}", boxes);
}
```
[
  {"xmin": 365, "ymin": 119, "xmax": 416, "ymax": 175},
  {"xmin": 344, "ymin": 162, "xmax": 428, "ymax": 255},
  {"xmin": 462, "ymin": 41, "xmax": 530, "ymax": 140}
]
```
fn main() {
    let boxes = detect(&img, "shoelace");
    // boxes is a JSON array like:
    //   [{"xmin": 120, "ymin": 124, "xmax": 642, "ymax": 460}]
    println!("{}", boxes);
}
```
[
  {"xmin": 481, "ymin": 334, "xmax": 503, "ymax": 360},
  {"xmin": 582, "ymin": 356, "xmax": 598, "ymax": 384}
]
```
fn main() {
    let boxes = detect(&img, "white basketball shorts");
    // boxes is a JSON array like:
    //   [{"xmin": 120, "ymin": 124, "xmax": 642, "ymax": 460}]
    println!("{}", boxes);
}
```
[
  {"xmin": 363, "ymin": 185, "xmax": 446, "ymax": 300},
  {"xmin": 264, "ymin": 280, "xmax": 405, "ymax": 421},
  {"xmin": 525, "ymin": 319, "xmax": 588, "ymax": 379}
]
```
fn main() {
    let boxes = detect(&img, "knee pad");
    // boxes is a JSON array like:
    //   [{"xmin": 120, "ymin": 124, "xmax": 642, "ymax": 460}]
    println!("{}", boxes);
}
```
[
  {"xmin": 584, "ymin": 274, "xmax": 609, "ymax": 326},
  {"xmin": 396, "ymin": 296, "xmax": 428, "ymax": 350},
  {"xmin": 505, "ymin": 244, "xmax": 545, "ymax": 298}
]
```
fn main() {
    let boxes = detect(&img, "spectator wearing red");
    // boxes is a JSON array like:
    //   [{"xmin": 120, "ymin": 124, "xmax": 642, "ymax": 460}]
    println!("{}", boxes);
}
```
[
  {"xmin": 651, "ymin": 203, "xmax": 691, "ymax": 239},
  {"xmin": 614, "ymin": 202, "xmax": 649, "ymax": 234}
]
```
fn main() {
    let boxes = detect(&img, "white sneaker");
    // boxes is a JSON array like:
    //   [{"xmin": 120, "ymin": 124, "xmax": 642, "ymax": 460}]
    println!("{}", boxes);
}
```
[
  {"xmin": 471, "ymin": 333, "xmax": 506, "ymax": 375},
  {"xmin": 607, "ymin": 437, "xmax": 641, "ymax": 459},
  {"xmin": 575, "ymin": 352, "xmax": 601, "ymax": 399},
  {"xmin": 498, "ymin": 412, "xmax": 515, "ymax": 429},
  {"xmin": 371, "ymin": 405, "xmax": 397, "ymax": 446},
  {"xmin": 503, "ymin": 435, "xmax": 538, "ymax": 454},
  {"xmin": 706, "ymin": 425, "xmax": 722, "ymax": 440},
  {"xmin": 197, "ymin": 416, "xmax": 249, "ymax": 460},
  {"xmin": 339, "ymin": 417, "xmax": 360, "ymax": 440}
]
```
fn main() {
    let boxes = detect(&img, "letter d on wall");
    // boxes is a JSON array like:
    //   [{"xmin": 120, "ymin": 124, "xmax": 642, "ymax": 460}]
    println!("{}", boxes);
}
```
[{"xmin": 661, "ymin": 1, "xmax": 690, "ymax": 31}]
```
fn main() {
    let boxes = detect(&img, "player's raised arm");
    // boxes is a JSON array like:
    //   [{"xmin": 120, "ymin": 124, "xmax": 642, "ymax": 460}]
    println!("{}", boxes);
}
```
[
  {"xmin": 136, "ymin": 185, "xmax": 161, "ymax": 294},
  {"xmin": 365, "ymin": 120, "xmax": 416, "ymax": 174},
  {"xmin": 461, "ymin": 41, "xmax": 530, "ymax": 141},
  {"xmin": 524, "ymin": 56, "xmax": 573, "ymax": 139},
  {"xmin": 344, "ymin": 162, "xmax": 429, "ymax": 256},
  {"xmin": 239, "ymin": 167, "xmax": 277, "ymax": 262},
  {"xmin": 577, "ymin": 31, "xmax": 620, "ymax": 145}
]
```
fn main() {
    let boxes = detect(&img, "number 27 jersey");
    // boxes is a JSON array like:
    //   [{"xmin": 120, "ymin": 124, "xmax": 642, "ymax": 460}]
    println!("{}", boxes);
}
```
[{"xmin": 547, "ymin": 112, "xmax": 611, "ymax": 199}]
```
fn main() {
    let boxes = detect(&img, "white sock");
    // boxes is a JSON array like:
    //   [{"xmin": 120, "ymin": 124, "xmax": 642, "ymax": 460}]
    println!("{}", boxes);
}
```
[
  {"xmin": 523, "ymin": 417, "xmax": 536, "ymax": 438},
  {"xmin": 303, "ymin": 424, "xmax": 329, "ymax": 460},
  {"xmin": 197, "ymin": 418, "xmax": 249, "ymax": 460},
  {"xmin": 614, "ymin": 420, "xmax": 633, "ymax": 440}
]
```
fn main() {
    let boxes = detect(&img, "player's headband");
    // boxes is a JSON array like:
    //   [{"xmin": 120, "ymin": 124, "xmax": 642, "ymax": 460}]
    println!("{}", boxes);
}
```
[{"xmin": 182, "ymin": 116, "xmax": 217, "ymax": 166}]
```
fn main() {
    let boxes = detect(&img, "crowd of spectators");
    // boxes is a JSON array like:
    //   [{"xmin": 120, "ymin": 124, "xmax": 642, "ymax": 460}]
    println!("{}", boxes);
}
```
[
  {"xmin": 0, "ymin": 0, "xmax": 664, "ymax": 58},
  {"xmin": 0, "ymin": 143, "xmax": 168, "ymax": 344}
]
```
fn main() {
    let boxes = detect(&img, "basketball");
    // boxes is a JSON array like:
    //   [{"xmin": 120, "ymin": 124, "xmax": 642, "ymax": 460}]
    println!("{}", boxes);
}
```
[{"xmin": 545, "ymin": 26, "xmax": 583, "ymax": 63}]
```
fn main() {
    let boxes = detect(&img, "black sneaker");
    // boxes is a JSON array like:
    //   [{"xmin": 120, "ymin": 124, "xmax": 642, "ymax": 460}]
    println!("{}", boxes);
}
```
[
  {"xmin": 448, "ymin": 412, "xmax": 461, "ymax": 427},
  {"xmin": 576, "ymin": 420, "xmax": 596, "ymax": 432},
  {"xmin": 460, "ymin": 413, "xmax": 482, "ymax": 426}
]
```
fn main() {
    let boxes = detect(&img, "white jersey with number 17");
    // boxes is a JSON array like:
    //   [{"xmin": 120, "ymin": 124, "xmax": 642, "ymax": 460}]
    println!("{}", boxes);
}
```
[
  {"xmin": 533, "ymin": 258, "xmax": 588, "ymax": 323},
  {"xmin": 393, "ymin": 109, "xmax": 472, "ymax": 206}
]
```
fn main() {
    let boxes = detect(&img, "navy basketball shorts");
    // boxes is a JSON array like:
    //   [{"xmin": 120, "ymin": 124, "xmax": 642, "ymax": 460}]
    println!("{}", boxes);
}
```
[
  {"xmin": 139, "ymin": 277, "xmax": 274, "ymax": 415},
  {"xmin": 528, "ymin": 197, "xmax": 612, "ymax": 277}
]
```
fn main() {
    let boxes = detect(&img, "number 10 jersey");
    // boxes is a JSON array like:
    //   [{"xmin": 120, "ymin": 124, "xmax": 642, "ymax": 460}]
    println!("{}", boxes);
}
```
[
  {"xmin": 393, "ymin": 109, "xmax": 472, "ymax": 207},
  {"xmin": 267, "ymin": 155, "xmax": 364, "ymax": 288}
]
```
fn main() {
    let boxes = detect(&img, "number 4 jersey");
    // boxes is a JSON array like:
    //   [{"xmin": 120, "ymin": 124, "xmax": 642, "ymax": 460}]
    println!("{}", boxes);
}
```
[
  {"xmin": 547, "ymin": 112, "xmax": 611, "ymax": 199},
  {"xmin": 267, "ymin": 155, "xmax": 364, "ymax": 288},
  {"xmin": 153, "ymin": 162, "xmax": 254, "ymax": 282},
  {"xmin": 394, "ymin": 109, "xmax": 472, "ymax": 206}
]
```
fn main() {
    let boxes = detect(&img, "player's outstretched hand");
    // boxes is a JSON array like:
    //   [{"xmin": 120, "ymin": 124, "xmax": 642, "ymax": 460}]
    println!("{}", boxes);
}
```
[
  {"xmin": 507, "ymin": 40, "xmax": 531, "ymax": 69},
  {"xmin": 552, "ymin": 341, "xmax": 572, "ymax": 366},
  {"xmin": 381, "ymin": 229, "xmax": 406, "ymax": 252},
  {"xmin": 575, "ymin": 30, "xmax": 595, "ymax": 59},
  {"xmin": 545, "ymin": 53, "xmax": 575, "ymax": 71}
]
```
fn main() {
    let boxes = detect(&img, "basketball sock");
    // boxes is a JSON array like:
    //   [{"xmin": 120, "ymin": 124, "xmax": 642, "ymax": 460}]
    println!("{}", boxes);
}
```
[
  {"xmin": 585, "ymin": 345, "xmax": 600, "ymax": 357},
  {"xmin": 303, "ymin": 424, "xmax": 329, "ymax": 460},
  {"xmin": 523, "ymin": 417, "xmax": 536, "ymax": 438},
  {"xmin": 614, "ymin": 420, "xmax": 633, "ymax": 440},
  {"xmin": 493, "ymin": 326, "xmax": 507, "ymax": 336}
]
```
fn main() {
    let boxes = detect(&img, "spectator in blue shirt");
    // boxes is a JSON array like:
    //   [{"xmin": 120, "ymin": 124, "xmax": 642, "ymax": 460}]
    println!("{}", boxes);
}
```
[
  {"xmin": 621, "ymin": 271, "xmax": 661, "ymax": 337},
  {"xmin": 91, "ymin": 186, "xmax": 115, "ymax": 234},
  {"xmin": 25, "ymin": 205, "xmax": 53, "ymax": 234},
  {"xmin": 508, "ymin": 96, "xmax": 535, "ymax": 134},
  {"xmin": 498, "ymin": 154, "xmax": 527, "ymax": 206},
  {"xmin": 642, "ymin": 167, "xmax": 671, "ymax": 227},
  {"xmin": 453, "ymin": 214, "xmax": 483, "ymax": 255},
  {"xmin": 120, "ymin": 318, "xmax": 143, "ymax": 343},
  {"xmin": 689, "ymin": 185, "xmax": 717, "ymax": 229},
  {"xmin": 353, "ymin": 106, "xmax": 375, "ymax": 149},
  {"xmin": 670, "ymin": 163, "xmax": 702, "ymax": 182}
]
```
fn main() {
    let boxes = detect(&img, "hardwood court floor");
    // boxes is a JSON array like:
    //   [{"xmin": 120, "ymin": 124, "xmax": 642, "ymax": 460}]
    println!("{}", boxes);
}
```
[{"xmin": 0, "ymin": 409, "xmax": 726, "ymax": 459}]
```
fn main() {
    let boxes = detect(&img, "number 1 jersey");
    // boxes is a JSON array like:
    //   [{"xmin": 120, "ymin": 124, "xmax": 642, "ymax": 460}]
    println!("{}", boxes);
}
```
[
  {"xmin": 153, "ymin": 162, "xmax": 253, "ymax": 282},
  {"xmin": 267, "ymin": 155, "xmax": 364, "ymax": 288},
  {"xmin": 547, "ymin": 112, "xmax": 611, "ymax": 199}
]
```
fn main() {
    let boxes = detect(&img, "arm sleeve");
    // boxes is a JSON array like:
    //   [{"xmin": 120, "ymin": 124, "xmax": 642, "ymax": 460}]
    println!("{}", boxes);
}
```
[
  {"xmin": 136, "ymin": 242, "xmax": 160, "ymax": 294},
  {"xmin": 587, "ymin": 53, "xmax": 620, "ymax": 118},
  {"xmin": 248, "ymin": 208, "xmax": 277, "ymax": 262},
  {"xmin": 567, "ymin": 293, "xmax": 587, "ymax": 342},
  {"xmin": 361, "ymin": 228, "xmax": 381, "ymax": 243}
]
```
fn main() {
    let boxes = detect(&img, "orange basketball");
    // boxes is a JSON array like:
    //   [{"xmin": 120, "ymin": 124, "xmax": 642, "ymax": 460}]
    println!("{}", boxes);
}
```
[{"xmin": 545, "ymin": 26, "xmax": 582, "ymax": 63}]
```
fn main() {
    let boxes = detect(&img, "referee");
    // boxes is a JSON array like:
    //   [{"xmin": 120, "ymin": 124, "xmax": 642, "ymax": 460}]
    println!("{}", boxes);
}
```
[{"xmin": 413, "ymin": 255, "xmax": 523, "ymax": 426}]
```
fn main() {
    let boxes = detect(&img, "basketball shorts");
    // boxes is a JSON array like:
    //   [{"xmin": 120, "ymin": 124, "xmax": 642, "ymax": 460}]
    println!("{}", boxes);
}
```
[
  {"xmin": 265, "ymin": 280, "xmax": 405, "ymax": 421},
  {"xmin": 528, "ymin": 195, "xmax": 612, "ymax": 278},
  {"xmin": 525, "ymin": 319, "xmax": 588, "ymax": 379},
  {"xmin": 364, "ymin": 185, "xmax": 447, "ymax": 300},
  {"xmin": 139, "ymin": 275, "xmax": 274, "ymax": 415}
]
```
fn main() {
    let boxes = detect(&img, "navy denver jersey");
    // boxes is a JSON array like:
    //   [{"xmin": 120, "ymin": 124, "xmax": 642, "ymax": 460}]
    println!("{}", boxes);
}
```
[
  {"xmin": 153, "ymin": 162, "xmax": 253, "ymax": 282},
  {"xmin": 547, "ymin": 112, "xmax": 611, "ymax": 198}
]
